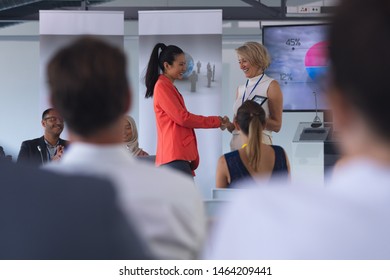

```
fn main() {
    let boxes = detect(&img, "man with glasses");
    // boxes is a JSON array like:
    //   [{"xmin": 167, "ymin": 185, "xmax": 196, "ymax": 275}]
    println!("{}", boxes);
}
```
[{"xmin": 17, "ymin": 108, "xmax": 69, "ymax": 166}]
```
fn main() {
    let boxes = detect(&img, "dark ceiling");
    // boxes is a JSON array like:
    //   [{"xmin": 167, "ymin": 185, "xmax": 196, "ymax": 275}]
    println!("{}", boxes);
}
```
[
  {"xmin": 0, "ymin": 0, "xmax": 332, "ymax": 29},
  {"xmin": 0, "ymin": 1, "xmax": 109, "ymax": 27}
]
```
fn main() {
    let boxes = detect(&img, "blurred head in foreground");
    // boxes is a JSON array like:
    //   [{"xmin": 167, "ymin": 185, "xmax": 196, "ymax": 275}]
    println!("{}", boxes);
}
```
[
  {"xmin": 47, "ymin": 36, "xmax": 130, "ymax": 142},
  {"xmin": 203, "ymin": 0, "xmax": 390, "ymax": 261},
  {"xmin": 328, "ymin": 0, "xmax": 390, "ymax": 161}
]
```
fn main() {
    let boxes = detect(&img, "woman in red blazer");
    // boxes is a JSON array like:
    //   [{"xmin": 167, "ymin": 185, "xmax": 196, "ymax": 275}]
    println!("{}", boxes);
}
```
[{"xmin": 145, "ymin": 43, "xmax": 226, "ymax": 177}]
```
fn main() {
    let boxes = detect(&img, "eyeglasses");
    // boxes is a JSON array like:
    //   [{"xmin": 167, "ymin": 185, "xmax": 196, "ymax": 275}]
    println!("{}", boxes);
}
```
[{"xmin": 43, "ymin": 116, "xmax": 64, "ymax": 123}]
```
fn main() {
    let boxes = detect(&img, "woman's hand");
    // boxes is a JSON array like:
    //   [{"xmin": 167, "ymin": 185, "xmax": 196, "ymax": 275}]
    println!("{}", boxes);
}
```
[
  {"xmin": 219, "ymin": 116, "xmax": 233, "ymax": 131},
  {"xmin": 226, "ymin": 118, "xmax": 236, "ymax": 133},
  {"xmin": 220, "ymin": 115, "xmax": 235, "ymax": 133}
]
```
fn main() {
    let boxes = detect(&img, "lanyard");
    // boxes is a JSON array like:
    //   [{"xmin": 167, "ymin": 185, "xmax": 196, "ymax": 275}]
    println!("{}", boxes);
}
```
[{"xmin": 241, "ymin": 73, "xmax": 264, "ymax": 104}]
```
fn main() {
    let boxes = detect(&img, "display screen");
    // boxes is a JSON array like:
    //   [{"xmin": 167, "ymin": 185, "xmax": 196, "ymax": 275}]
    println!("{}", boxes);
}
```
[{"xmin": 263, "ymin": 24, "xmax": 330, "ymax": 111}]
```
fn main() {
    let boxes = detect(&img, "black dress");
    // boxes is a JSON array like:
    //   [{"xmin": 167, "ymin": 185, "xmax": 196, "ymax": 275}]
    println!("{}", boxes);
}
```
[{"xmin": 224, "ymin": 145, "xmax": 288, "ymax": 187}]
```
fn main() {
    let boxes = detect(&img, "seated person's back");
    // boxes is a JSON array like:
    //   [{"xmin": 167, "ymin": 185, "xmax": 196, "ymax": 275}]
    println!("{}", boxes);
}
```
[
  {"xmin": 0, "ymin": 159, "xmax": 150, "ymax": 260},
  {"xmin": 224, "ymin": 144, "xmax": 287, "ymax": 184},
  {"xmin": 216, "ymin": 100, "xmax": 290, "ymax": 188}
]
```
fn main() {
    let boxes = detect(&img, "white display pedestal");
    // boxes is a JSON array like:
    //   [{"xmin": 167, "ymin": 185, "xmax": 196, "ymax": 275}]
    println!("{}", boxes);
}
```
[{"xmin": 291, "ymin": 122, "xmax": 332, "ymax": 187}]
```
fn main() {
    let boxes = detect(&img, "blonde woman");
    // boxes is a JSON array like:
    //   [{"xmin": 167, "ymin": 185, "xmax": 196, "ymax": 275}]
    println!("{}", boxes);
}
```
[{"xmin": 226, "ymin": 42, "xmax": 283, "ymax": 150}]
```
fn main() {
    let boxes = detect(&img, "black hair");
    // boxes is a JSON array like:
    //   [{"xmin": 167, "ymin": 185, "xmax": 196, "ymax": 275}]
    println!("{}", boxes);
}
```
[
  {"xmin": 0, "ymin": 146, "xmax": 5, "ymax": 158},
  {"xmin": 329, "ymin": 0, "xmax": 390, "ymax": 140},
  {"xmin": 235, "ymin": 100, "xmax": 266, "ymax": 172},
  {"xmin": 144, "ymin": 43, "xmax": 184, "ymax": 98},
  {"xmin": 47, "ymin": 36, "xmax": 130, "ymax": 137},
  {"xmin": 41, "ymin": 108, "xmax": 54, "ymax": 120}
]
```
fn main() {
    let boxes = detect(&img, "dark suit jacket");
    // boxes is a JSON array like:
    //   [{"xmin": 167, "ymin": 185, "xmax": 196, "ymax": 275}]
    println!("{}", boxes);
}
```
[
  {"xmin": 0, "ymin": 159, "xmax": 151, "ymax": 260},
  {"xmin": 17, "ymin": 136, "xmax": 69, "ymax": 166}
]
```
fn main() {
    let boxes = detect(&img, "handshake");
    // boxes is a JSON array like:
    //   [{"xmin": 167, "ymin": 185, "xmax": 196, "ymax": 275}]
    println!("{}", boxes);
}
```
[{"xmin": 219, "ymin": 116, "xmax": 234, "ymax": 131}]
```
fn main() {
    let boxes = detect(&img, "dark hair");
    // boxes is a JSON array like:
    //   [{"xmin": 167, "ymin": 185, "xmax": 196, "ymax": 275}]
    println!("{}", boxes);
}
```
[
  {"xmin": 47, "ymin": 36, "xmax": 130, "ymax": 136},
  {"xmin": 0, "ymin": 146, "xmax": 5, "ymax": 158},
  {"xmin": 144, "ymin": 43, "xmax": 184, "ymax": 98},
  {"xmin": 329, "ymin": 0, "xmax": 390, "ymax": 140},
  {"xmin": 235, "ymin": 100, "xmax": 266, "ymax": 172},
  {"xmin": 42, "ymin": 108, "xmax": 54, "ymax": 120}
]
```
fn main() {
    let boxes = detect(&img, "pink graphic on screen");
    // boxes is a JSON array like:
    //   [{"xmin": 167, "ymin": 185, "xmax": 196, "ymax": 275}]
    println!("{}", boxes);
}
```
[{"xmin": 305, "ymin": 41, "xmax": 328, "ymax": 81}]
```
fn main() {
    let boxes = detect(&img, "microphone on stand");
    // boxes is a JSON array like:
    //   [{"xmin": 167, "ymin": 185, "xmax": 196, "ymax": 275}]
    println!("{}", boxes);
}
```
[
  {"xmin": 311, "ymin": 91, "xmax": 323, "ymax": 128},
  {"xmin": 37, "ymin": 146, "xmax": 44, "ymax": 164}
]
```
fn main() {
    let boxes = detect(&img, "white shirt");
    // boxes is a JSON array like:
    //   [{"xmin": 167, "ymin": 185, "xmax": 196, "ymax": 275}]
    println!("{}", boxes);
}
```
[
  {"xmin": 230, "ymin": 74, "xmax": 274, "ymax": 150},
  {"xmin": 46, "ymin": 143, "xmax": 206, "ymax": 260},
  {"xmin": 233, "ymin": 74, "xmax": 274, "ymax": 136},
  {"xmin": 204, "ymin": 158, "xmax": 390, "ymax": 259}
]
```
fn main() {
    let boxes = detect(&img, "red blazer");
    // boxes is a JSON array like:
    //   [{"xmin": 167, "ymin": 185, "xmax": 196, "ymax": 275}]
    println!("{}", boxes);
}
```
[{"xmin": 154, "ymin": 75, "xmax": 221, "ymax": 172}]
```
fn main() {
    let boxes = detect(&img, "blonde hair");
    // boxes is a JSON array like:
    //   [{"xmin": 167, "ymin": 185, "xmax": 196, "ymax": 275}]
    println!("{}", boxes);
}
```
[{"xmin": 236, "ymin": 41, "xmax": 271, "ymax": 71}]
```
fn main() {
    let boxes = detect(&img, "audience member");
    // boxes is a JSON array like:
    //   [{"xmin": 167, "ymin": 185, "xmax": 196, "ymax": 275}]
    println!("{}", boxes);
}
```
[
  {"xmin": 123, "ymin": 115, "xmax": 149, "ymax": 157},
  {"xmin": 216, "ymin": 100, "xmax": 289, "ymax": 188},
  {"xmin": 0, "ymin": 146, "xmax": 12, "ymax": 161},
  {"xmin": 204, "ymin": 0, "xmax": 390, "ymax": 259},
  {"xmin": 0, "ymin": 159, "xmax": 150, "ymax": 260},
  {"xmin": 45, "ymin": 36, "xmax": 206, "ymax": 260},
  {"xmin": 17, "ymin": 108, "xmax": 68, "ymax": 166},
  {"xmin": 0, "ymin": 146, "xmax": 5, "ymax": 158},
  {"xmin": 225, "ymin": 42, "xmax": 283, "ymax": 149},
  {"xmin": 144, "ymin": 43, "xmax": 228, "ymax": 177}
]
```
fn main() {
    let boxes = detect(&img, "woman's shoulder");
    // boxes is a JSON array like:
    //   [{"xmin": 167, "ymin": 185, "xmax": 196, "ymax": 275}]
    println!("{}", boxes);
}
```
[
  {"xmin": 270, "ymin": 145, "xmax": 285, "ymax": 152},
  {"xmin": 270, "ymin": 145, "xmax": 288, "ymax": 162},
  {"xmin": 155, "ymin": 75, "xmax": 175, "ymax": 93},
  {"xmin": 223, "ymin": 150, "xmax": 241, "ymax": 164},
  {"xmin": 224, "ymin": 149, "xmax": 240, "ymax": 158},
  {"xmin": 156, "ymin": 74, "xmax": 173, "ymax": 85},
  {"xmin": 259, "ymin": 74, "xmax": 274, "ymax": 87},
  {"xmin": 237, "ymin": 83, "xmax": 246, "ymax": 94},
  {"xmin": 263, "ymin": 74, "xmax": 274, "ymax": 81}
]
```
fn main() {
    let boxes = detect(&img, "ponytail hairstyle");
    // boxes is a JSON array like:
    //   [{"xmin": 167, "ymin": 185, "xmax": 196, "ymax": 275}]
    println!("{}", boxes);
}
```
[
  {"xmin": 235, "ymin": 100, "xmax": 266, "ymax": 172},
  {"xmin": 144, "ymin": 43, "xmax": 184, "ymax": 98}
]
